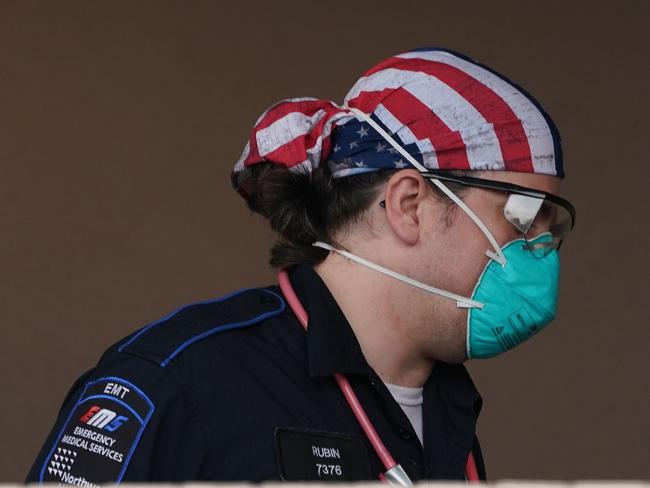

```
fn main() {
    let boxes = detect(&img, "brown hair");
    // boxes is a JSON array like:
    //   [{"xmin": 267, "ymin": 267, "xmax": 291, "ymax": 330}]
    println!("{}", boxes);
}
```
[{"xmin": 244, "ymin": 162, "xmax": 467, "ymax": 269}]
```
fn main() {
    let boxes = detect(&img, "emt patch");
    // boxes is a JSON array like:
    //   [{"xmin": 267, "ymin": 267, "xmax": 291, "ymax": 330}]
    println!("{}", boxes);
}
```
[{"xmin": 38, "ymin": 376, "xmax": 154, "ymax": 485}]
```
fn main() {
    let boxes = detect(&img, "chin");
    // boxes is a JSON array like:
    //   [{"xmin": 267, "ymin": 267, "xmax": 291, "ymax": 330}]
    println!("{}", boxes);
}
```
[
  {"xmin": 431, "ymin": 336, "xmax": 468, "ymax": 364},
  {"xmin": 440, "ymin": 319, "xmax": 470, "ymax": 364},
  {"xmin": 436, "ymin": 324, "xmax": 469, "ymax": 364},
  {"xmin": 437, "ymin": 348, "xmax": 468, "ymax": 364}
]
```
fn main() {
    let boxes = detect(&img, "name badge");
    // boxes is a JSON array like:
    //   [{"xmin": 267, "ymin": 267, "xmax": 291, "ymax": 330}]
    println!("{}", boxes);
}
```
[{"xmin": 275, "ymin": 427, "xmax": 373, "ymax": 481}]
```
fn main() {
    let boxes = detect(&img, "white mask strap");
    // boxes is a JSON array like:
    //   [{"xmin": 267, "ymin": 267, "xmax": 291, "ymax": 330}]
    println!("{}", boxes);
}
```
[
  {"xmin": 345, "ymin": 106, "xmax": 506, "ymax": 267},
  {"xmin": 313, "ymin": 241, "xmax": 484, "ymax": 309}
]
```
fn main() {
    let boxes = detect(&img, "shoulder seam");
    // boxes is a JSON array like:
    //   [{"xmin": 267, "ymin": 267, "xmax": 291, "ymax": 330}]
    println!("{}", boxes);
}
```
[
  {"xmin": 118, "ymin": 287, "xmax": 286, "ymax": 368},
  {"xmin": 160, "ymin": 288, "xmax": 285, "ymax": 367},
  {"xmin": 117, "ymin": 287, "xmax": 266, "ymax": 353}
]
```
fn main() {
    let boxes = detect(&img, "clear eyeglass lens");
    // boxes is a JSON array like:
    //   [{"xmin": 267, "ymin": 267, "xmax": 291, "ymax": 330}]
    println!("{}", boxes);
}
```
[
  {"xmin": 504, "ymin": 194, "xmax": 572, "ymax": 257},
  {"xmin": 522, "ymin": 233, "xmax": 559, "ymax": 258}
]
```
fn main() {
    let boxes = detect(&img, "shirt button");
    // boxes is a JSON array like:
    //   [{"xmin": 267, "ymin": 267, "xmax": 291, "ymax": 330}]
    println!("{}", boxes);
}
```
[{"xmin": 398, "ymin": 428, "xmax": 412, "ymax": 440}]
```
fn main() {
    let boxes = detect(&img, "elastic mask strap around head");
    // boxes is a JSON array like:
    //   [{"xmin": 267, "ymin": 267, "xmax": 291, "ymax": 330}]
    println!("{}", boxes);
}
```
[
  {"xmin": 313, "ymin": 241, "xmax": 484, "ymax": 309},
  {"xmin": 345, "ymin": 106, "xmax": 507, "ymax": 267}
]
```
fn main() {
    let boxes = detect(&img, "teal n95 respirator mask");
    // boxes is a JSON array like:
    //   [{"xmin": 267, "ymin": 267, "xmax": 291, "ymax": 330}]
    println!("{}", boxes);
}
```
[
  {"xmin": 312, "ymin": 107, "xmax": 574, "ymax": 360},
  {"xmin": 464, "ymin": 233, "xmax": 559, "ymax": 358},
  {"xmin": 314, "ymin": 234, "xmax": 560, "ymax": 360}
]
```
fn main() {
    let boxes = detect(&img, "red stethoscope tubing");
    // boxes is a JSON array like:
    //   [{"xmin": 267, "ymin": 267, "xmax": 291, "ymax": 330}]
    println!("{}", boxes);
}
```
[{"xmin": 277, "ymin": 270, "xmax": 480, "ymax": 483}]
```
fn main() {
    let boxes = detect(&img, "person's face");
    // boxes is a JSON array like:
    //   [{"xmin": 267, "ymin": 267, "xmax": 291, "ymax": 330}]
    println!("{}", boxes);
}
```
[
  {"xmin": 437, "ymin": 171, "xmax": 561, "ymax": 294},
  {"xmin": 413, "ymin": 171, "xmax": 562, "ymax": 363}
]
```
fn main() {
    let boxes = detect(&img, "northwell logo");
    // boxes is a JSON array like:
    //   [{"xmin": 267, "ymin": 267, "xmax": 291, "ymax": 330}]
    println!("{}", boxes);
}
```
[
  {"xmin": 79, "ymin": 405, "xmax": 129, "ymax": 432},
  {"xmin": 48, "ymin": 447, "xmax": 77, "ymax": 478}
]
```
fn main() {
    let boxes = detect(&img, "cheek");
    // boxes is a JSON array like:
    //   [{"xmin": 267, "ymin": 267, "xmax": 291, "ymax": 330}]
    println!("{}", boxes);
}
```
[
  {"xmin": 426, "ymin": 194, "xmax": 524, "ymax": 297},
  {"xmin": 433, "ymin": 211, "xmax": 493, "ymax": 296},
  {"xmin": 453, "ymin": 239, "xmax": 492, "ymax": 296},
  {"xmin": 439, "ymin": 200, "xmax": 520, "ymax": 296}
]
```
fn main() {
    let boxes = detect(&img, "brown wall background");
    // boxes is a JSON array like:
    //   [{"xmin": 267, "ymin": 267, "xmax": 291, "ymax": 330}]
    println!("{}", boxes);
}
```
[{"xmin": 1, "ymin": 0, "xmax": 648, "ymax": 482}]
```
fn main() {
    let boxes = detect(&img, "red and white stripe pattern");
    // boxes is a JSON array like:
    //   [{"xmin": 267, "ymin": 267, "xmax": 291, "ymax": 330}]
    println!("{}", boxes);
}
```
[
  {"xmin": 232, "ymin": 48, "xmax": 562, "ymax": 198},
  {"xmin": 232, "ymin": 97, "xmax": 355, "ymax": 197}
]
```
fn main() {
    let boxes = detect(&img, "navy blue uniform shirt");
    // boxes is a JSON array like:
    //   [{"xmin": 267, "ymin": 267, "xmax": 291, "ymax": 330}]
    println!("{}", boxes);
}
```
[{"xmin": 26, "ymin": 263, "xmax": 485, "ymax": 484}]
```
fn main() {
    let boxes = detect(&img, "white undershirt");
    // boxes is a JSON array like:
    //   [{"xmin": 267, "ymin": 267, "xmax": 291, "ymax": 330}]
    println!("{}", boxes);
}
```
[{"xmin": 385, "ymin": 382, "xmax": 424, "ymax": 445}]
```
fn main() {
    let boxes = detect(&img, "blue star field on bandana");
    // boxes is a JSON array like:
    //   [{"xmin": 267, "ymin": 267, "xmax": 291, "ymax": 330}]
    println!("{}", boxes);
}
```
[{"xmin": 326, "ymin": 116, "xmax": 424, "ymax": 178}]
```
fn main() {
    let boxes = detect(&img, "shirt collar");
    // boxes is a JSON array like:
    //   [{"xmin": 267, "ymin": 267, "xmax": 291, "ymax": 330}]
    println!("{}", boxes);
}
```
[
  {"xmin": 287, "ymin": 263, "xmax": 373, "ymax": 378},
  {"xmin": 284, "ymin": 264, "xmax": 482, "ymax": 421}
]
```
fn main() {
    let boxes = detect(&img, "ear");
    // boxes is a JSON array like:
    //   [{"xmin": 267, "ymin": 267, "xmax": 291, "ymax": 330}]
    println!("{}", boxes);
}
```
[{"xmin": 383, "ymin": 170, "xmax": 431, "ymax": 246}]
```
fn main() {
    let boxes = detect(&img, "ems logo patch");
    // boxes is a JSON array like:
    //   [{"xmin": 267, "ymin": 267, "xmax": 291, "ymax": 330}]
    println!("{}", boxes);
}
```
[{"xmin": 38, "ymin": 376, "xmax": 154, "ymax": 485}]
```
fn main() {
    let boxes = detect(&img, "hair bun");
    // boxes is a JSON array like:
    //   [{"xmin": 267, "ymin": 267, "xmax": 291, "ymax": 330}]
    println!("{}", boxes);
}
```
[
  {"xmin": 245, "ymin": 163, "xmax": 330, "ymax": 246},
  {"xmin": 244, "ymin": 162, "xmax": 398, "ymax": 269}
]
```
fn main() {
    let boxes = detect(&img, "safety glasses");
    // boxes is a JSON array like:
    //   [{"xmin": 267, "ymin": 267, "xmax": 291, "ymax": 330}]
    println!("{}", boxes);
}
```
[{"xmin": 420, "ymin": 171, "xmax": 576, "ymax": 257}]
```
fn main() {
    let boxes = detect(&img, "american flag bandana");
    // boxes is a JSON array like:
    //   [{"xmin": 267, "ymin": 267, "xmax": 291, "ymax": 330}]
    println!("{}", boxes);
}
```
[{"xmin": 232, "ymin": 48, "xmax": 563, "ymax": 199}]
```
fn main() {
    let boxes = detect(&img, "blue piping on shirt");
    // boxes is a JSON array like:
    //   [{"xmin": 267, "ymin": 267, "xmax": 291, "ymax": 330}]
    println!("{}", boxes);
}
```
[{"xmin": 160, "ymin": 288, "xmax": 286, "ymax": 366}]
